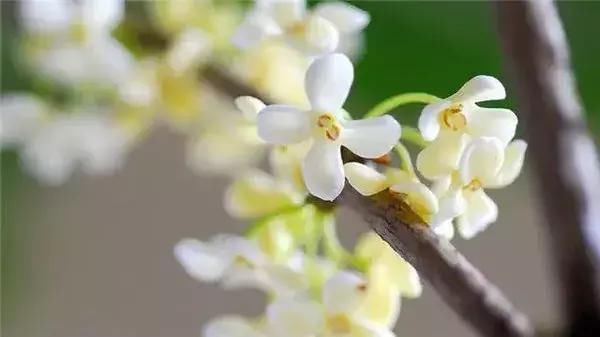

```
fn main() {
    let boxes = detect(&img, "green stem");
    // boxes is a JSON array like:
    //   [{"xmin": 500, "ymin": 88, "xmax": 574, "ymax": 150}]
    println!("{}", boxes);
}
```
[
  {"xmin": 402, "ymin": 126, "xmax": 429, "ymax": 148},
  {"xmin": 244, "ymin": 205, "xmax": 304, "ymax": 238},
  {"xmin": 395, "ymin": 143, "xmax": 416, "ymax": 178},
  {"xmin": 364, "ymin": 93, "xmax": 440, "ymax": 118}
]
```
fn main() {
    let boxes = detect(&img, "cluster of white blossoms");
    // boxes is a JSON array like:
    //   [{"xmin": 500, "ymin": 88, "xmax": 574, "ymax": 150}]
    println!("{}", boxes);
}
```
[{"xmin": 0, "ymin": 0, "xmax": 527, "ymax": 335}]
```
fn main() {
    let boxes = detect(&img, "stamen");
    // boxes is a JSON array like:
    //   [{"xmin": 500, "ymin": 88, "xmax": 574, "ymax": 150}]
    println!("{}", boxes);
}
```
[
  {"xmin": 440, "ymin": 104, "xmax": 466, "ymax": 131},
  {"xmin": 325, "ymin": 125, "xmax": 340, "ymax": 141},
  {"xmin": 326, "ymin": 314, "xmax": 352, "ymax": 334},
  {"xmin": 464, "ymin": 179, "xmax": 482, "ymax": 191}
]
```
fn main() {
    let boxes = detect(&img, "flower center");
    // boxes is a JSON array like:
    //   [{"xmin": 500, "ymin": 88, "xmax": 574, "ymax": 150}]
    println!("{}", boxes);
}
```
[
  {"xmin": 233, "ymin": 255, "xmax": 254, "ymax": 268},
  {"xmin": 440, "ymin": 104, "xmax": 466, "ymax": 131},
  {"xmin": 316, "ymin": 113, "xmax": 341, "ymax": 141},
  {"xmin": 326, "ymin": 313, "xmax": 352, "ymax": 334},
  {"xmin": 464, "ymin": 178, "xmax": 482, "ymax": 191},
  {"xmin": 286, "ymin": 21, "xmax": 306, "ymax": 38}
]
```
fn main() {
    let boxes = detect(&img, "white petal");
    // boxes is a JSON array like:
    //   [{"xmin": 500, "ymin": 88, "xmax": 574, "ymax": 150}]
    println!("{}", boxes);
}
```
[
  {"xmin": 314, "ymin": 2, "xmax": 370, "ymax": 33},
  {"xmin": 351, "ymin": 319, "xmax": 396, "ymax": 337},
  {"xmin": 302, "ymin": 140, "xmax": 345, "ymax": 201},
  {"xmin": 235, "ymin": 96, "xmax": 266, "ymax": 121},
  {"xmin": 203, "ymin": 316, "xmax": 264, "ymax": 337},
  {"xmin": 267, "ymin": 297, "xmax": 323, "ymax": 337},
  {"xmin": 305, "ymin": 53, "xmax": 353, "ymax": 111},
  {"xmin": 323, "ymin": 271, "xmax": 367, "ymax": 314},
  {"xmin": 174, "ymin": 238, "xmax": 229, "ymax": 282},
  {"xmin": 457, "ymin": 190, "xmax": 498, "ymax": 239},
  {"xmin": 301, "ymin": 15, "xmax": 339, "ymax": 54},
  {"xmin": 0, "ymin": 94, "xmax": 45, "ymax": 146},
  {"xmin": 257, "ymin": 105, "xmax": 310, "ymax": 144},
  {"xmin": 459, "ymin": 137, "xmax": 504, "ymax": 186},
  {"xmin": 416, "ymin": 132, "xmax": 468, "ymax": 180},
  {"xmin": 489, "ymin": 140, "xmax": 528, "ymax": 188},
  {"xmin": 418, "ymin": 99, "xmax": 450, "ymax": 141},
  {"xmin": 232, "ymin": 13, "xmax": 281, "ymax": 49},
  {"xmin": 432, "ymin": 186, "xmax": 466, "ymax": 226},
  {"xmin": 341, "ymin": 116, "xmax": 401, "ymax": 158},
  {"xmin": 167, "ymin": 28, "xmax": 211, "ymax": 73},
  {"xmin": 261, "ymin": 0, "xmax": 306, "ymax": 27},
  {"xmin": 344, "ymin": 162, "xmax": 390, "ymax": 196},
  {"xmin": 389, "ymin": 181, "xmax": 439, "ymax": 221},
  {"xmin": 450, "ymin": 75, "xmax": 506, "ymax": 103},
  {"xmin": 82, "ymin": 0, "xmax": 125, "ymax": 35},
  {"xmin": 466, "ymin": 107, "xmax": 518, "ymax": 145},
  {"xmin": 433, "ymin": 220, "xmax": 455, "ymax": 240},
  {"xmin": 20, "ymin": 0, "xmax": 74, "ymax": 33}
]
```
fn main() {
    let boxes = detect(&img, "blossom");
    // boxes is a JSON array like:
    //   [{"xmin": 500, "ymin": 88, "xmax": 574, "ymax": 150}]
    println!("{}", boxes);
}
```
[
  {"xmin": 266, "ymin": 271, "xmax": 396, "ymax": 337},
  {"xmin": 174, "ymin": 234, "xmax": 306, "ymax": 295},
  {"xmin": 20, "ymin": 0, "xmax": 134, "ymax": 87},
  {"xmin": 233, "ymin": 0, "xmax": 369, "ymax": 55},
  {"xmin": 203, "ymin": 316, "xmax": 267, "ymax": 337},
  {"xmin": 255, "ymin": 53, "xmax": 401, "ymax": 200},
  {"xmin": 0, "ymin": 95, "xmax": 46, "ymax": 147},
  {"xmin": 416, "ymin": 76, "xmax": 518, "ymax": 180},
  {"xmin": 435, "ymin": 137, "xmax": 527, "ymax": 239},
  {"xmin": 186, "ymin": 95, "xmax": 267, "ymax": 175}
]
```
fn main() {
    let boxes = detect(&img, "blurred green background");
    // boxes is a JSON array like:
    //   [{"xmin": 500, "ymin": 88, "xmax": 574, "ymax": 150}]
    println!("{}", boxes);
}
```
[{"xmin": 1, "ymin": 1, "xmax": 599, "ymax": 337}]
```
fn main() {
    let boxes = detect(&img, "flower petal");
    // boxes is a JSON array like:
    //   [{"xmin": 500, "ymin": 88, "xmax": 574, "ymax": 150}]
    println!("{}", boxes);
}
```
[
  {"xmin": 489, "ymin": 139, "xmax": 528, "ymax": 188},
  {"xmin": 174, "ymin": 238, "xmax": 229, "ymax": 282},
  {"xmin": 390, "ymin": 181, "xmax": 439, "ymax": 222},
  {"xmin": 418, "ymin": 99, "xmax": 450, "ymax": 141},
  {"xmin": 231, "ymin": 12, "xmax": 281, "ymax": 49},
  {"xmin": 224, "ymin": 170, "xmax": 302, "ymax": 219},
  {"xmin": 0, "ymin": 94, "xmax": 45, "ymax": 146},
  {"xmin": 261, "ymin": 0, "xmax": 306, "ymax": 27},
  {"xmin": 416, "ymin": 131, "xmax": 468, "ymax": 180},
  {"xmin": 343, "ymin": 162, "xmax": 390, "ymax": 196},
  {"xmin": 267, "ymin": 297, "xmax": 323, "ymax": 337},
  {"xmin": 466, "ymin": 107, "xmax": 518, "ymax": 145},
  {"xmin": 235, "ymin": 96, "xmax": 266, "ymax": 121},
  {"xmin": 203, "ymin": 315, "xmax": 264, "ymax": 337},
  {"xmin": 459, "ymin": 137, "xmax": 504, "ymax": 186},
  {"xmin": 314, "ymin": 2, "xmax": 370, "ymax": 33},
  {"xmin": 305, "ymin": 53, "xmax": 353, "ymax": 111},
  {"xmin": 302, "ymin": 140, "xmax": 345, "ymax": 200},
  {"xmin": 323, "ymin": 271, "xmax": 367, "ymax": 314},
  {"xmin": 450, "ymin": 75, "xmax": 506, "ymax": 103},
  {"xmin": 457, "ymin": 190, "xmax": 498, "ymax": 239},
  {"xmin": 359, "ymin": 264, "xmax": 402, "ymax": 328},
  {"xmin": 433, "ymin": 220, "xmax": 455, "ymax": 240},
  {"xmin": 341, "ymin": 115, "xmax": 401, "ymax": 158},
  {"xmin": 82, "ymin": 0, "xmax": 125, "ymax": 34},
  {"xmin": 432, "ymin": 185, "xmax": 466, "ymax": 226},
  {"xmin": 301, "ymin": 14, "xmax": 339, "ymax": 54},
  {"xmin": 257, "ymin": 104, "xmax": 310, "ymax": 144}
]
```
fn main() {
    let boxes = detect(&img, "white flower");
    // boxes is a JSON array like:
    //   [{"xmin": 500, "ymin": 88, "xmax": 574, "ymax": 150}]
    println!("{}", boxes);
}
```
[
  {"xmin": 435, "ymin": 137, "xmax": 527, "ymax": 239},
  {"xmin": 417, "ymin": 76, "xmax": 518, "ymax": 180},
  {"xmin": 174, "ymin": 235, "xmax": 306, "ymax": 295},
  {"xmin": 166, "ymin": 28, "xmax": 212, "ymax": 73},
  {"xmin": 203, "ymin": 316, "xmax": 266, "ymax": 337},
  {"xmin": 256, "ymin": 53, "xmax": 401, "ymax": 200},
  {"xmin": 21, "ymin": 0, "xmax": 134, "ymax": 87},
  {"xmin": 21, "ymin": 113, "xmax": 129, "ymax": 185},
  {"xmin": 267, "ymin": 271, "xmax": 395, "ymax": 337},
  {"xmin": 233, "ymin": 0, "xmax": 369, "ymax": 55},
  {"xmin": 344, "ymin": 163, "xmax": 445, "ymax": 226},
  {"xmin": 0, "ymin": 95, "xmax": 46, "ymax": 147}
]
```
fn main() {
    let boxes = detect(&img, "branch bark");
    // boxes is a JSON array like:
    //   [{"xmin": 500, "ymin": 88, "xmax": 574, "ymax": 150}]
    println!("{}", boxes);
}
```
[
  {"xmin": 201, "ymin": 64, "xmax": 533, "ymax": 337},
  {"xmin": 494, "ymin": 1, "xmax": 600, "ymax": 335}
]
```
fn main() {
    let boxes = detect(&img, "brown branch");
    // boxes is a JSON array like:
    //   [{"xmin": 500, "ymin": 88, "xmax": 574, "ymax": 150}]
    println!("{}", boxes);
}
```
[
  {"xmin": 494, "ymin": 1, "xmax": 600, "ymax": 336},
  {"xmin": 200, "ymin": 64, "xmax": 533, "ymax": 337}
]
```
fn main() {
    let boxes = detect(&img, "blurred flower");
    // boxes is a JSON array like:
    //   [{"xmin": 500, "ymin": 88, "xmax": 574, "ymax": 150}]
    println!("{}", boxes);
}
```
[
  {"xmin": 267, "ymin": 270, "xmax": 396, "ymax": 337},
  {"xmin": 0, "ymin": 94, "xmax": 47, "ymax": 147},
  {"xmin": 20, "ymin": 0, "xmax": 134, "ymax": 87},
  {"xmin": 186, "ymin": 94, "xmax": 266, "ymax": 175},
  {"xmin": 174, "ymin": 234, "xmax": 306, "ymax": 295},
  {"xmin": 166, "ymin": 28, "xmax": 212, "ymax": 74},
  {"xmin": 434, "ymin": 137, "xmax": 527, "ymax": 239},
  {"xmin": 203, "ymin": 316, "xmax": 267, "ymax": 337},
  {"xmin": 256, "ymin": 53, "xmax": 401, "ymax": 200},
  {"xmin": 416, "ymin": 76, "xmax": 517, "ymax": 180}
]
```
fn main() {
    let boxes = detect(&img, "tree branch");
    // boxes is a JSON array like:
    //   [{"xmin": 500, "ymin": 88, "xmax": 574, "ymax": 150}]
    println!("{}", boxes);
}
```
[
  {"xmin": 494, "ymin": 1, "xmax": 600, "ymax": 335},
  {"xmin": 200, "ymin": 64, "xmax": 533, "ymax": 337}
]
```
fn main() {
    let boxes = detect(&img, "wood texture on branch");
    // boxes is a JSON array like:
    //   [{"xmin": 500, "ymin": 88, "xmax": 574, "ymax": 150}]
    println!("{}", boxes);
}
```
[
  {"xmin": 200, "ymin": 63, "xmax": 533, "ymax": 337},
  {"xmin": 494, "ymin": 1, "xmax": 600, "ymax": 335}
]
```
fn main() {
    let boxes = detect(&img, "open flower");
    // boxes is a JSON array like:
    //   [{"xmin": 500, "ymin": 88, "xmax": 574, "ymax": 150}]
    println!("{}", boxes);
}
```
[
  {"xmin": 267, "ymin": 271, "xmax": 396, "ymax": 337},
  {"xmin": 417, "ymin": 76, "xmax": 518, "ymax": 180},
  {"xmin": 174, "ymin": 234, "xmax": 306, "ymax": 295},
  {"xmin": 233, "ymin": 0, "xmax": 369, "ymax": 55},
  {"xmin": 255, "ymin": 53, "xmax": 401, "ymax": 200},
  {"xmin": 435, "ymin": 137, "xmax": 527, "ymax": 239}
]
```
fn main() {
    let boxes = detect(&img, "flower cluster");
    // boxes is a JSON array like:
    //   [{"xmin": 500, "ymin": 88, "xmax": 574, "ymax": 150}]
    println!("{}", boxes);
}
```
[{"xmin": 0, "ymin": 0, "xmax": 527, "ymax": 335}]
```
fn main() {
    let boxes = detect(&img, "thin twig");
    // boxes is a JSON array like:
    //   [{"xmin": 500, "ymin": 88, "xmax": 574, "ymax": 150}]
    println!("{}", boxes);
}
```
[
  {"xmin": 200, "ymin": 63, "xmax": 533, "ymax": 337},
  {"xmin": 494, "ymin": 1, "xmax": 600, "ymax": 335}
]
